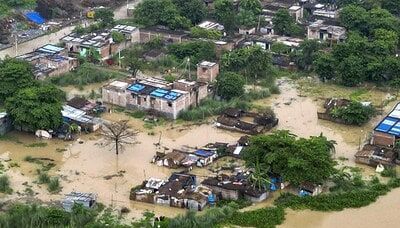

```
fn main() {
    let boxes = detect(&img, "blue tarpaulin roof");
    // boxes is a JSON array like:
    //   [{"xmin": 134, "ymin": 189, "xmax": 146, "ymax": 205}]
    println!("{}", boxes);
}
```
[
  {"xmin": 194, "ymin": 150, "xmax": 215, "ymax": 157},
  {"xmin": 25, "ymin": 12, "xmax": 45, "ymax": 24},
  {"xmin": 375, "ymin": 103, "xmax": 400, "ymax": 137}
]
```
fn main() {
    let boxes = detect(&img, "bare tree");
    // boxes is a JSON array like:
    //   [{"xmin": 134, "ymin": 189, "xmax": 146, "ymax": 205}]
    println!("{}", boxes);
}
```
[{"xmin": 101, "ymin": 120, "xmax": 137, "ymax": 155}]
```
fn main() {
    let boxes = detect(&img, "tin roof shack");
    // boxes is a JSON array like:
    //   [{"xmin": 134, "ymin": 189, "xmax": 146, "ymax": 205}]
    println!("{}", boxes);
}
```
[
  {"xmin": 62, "ymin": 105, "xmax": 102, "ymax": 132},
  {"xmin": 355, "ymin": 144, "xmax": 396, "ymax": 167},
  {"xmin": 62, "ymin": 25, "xmax": 139, "ymax": 61},
  {"xmin": 202, "ymin": 173, "xmax": 269, "ymax": 203},
  {"xmin": 130, "ymin": 178, "xmax": 166, "ymax": 203},
  {"xmin": 194, "ymin": 149, "xmax": 218, "ymax": 167},
  {"xmin": 139, "ymin": 26, "xmax": 189, "ymax": 44},
  {"xmin": 155, "ymin": 173, "xmax": 208, "ymax": 210},
  {"xmin": 160, "ymin": 150, "xmax": 188, "ymax": 168},
  {"xmin": 197, "ymin": 21, "xmax": 224, "ymax": 32},
  {"xmin": 0, "ymin": 112, "xmax": 12, "ymax": 136},
  {"xmin": 307, "ymin": 20, "xmax": 346, "ymax": 43},
  {"xmin": 197, "ymin": 61, "xmax": 219, "ymax": 83},
  {"xmin": 17, "ymin": 44, "xmax": 78, "ymax": 79},
  {"xmin": 62, "ymin": 192, "xmax": 97, "ymax": 212},
  {"xmin": 299, "ymin": 182, "xmax": 322, "ymax": 197},
  {"xmin": 216, "ymin": 108, "xmax": 278, "ymax": 135}
]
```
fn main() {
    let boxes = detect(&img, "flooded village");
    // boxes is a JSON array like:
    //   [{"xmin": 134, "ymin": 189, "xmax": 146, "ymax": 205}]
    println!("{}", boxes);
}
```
[{"xmin": 2, "ymin": 0, "xmax": 400, "ymax": 227}]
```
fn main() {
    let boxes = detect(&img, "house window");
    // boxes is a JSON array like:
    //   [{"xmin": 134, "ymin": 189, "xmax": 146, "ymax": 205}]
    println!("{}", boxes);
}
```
[
  {"xmin": 328, "ymin": 33, "xmax": 332, "ymax": 38},
  {"xmin": 144, "ymin": 98, "xmax": 147, "ymax": 102},
  {"xmin": 168, "ymin": 102, "xmax": 172, "ymax": 107}
]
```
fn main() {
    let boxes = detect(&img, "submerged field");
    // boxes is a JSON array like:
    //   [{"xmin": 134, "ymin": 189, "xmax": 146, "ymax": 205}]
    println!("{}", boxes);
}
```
[{"xmin": 0, "ymin": 78, "xmax": 399, "ymax": 226}]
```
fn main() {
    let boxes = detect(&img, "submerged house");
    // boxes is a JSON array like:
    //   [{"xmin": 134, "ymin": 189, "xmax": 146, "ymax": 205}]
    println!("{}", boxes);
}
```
[
  {"xmin": 299, "ymin": 182, "xmax": 322, "ymax": 197},
  {"xmin": 102, "ymin": 77, "xmax": 208, "ymax": 119},
  {"xmin": 355, "ymin": 144, "xmax": 396, "ymax": 167},
  {"xmin": 62, "ymin": 192, "xmax": 97, "ymax": 212},
  {"xmin": 61, "ymin": 105, "xmax": 102, "ymax": 132},
  {"xmin": 131, "ymin": 173, "xmax": 208, "ymax": 211},
  {"xmin": 216, "ymin": 108, "xmax": 278, "ymax": 135},
  {"xmin": 0, "ymin": 112, "xmax": 12, "ymax": 136},
  {"xmin": 202, "ymin": 173, "xmax": 269, "ymax": 203}
]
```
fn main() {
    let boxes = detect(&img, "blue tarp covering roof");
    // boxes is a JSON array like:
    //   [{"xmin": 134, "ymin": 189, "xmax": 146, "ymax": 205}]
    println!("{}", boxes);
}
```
[
  {"xmin": 25, "ymin": 12, "xmax": 45, "ymax": 24},
  {"xmin": 150, "ymin": 88, "xmax": 181, "ymax": 101},
  {"xmin": 374, "ymin": 103, "xmax": 400, "ymax": 137},
  {"xmin": 194, "ymin": 150, "xmax": 215, "ymax": 157},
  {"xmin": 127, "ymin": 83, "xmax": 182, "ymax": 101},
  {"xmin": 127, "ymin": 84, "xmax": 145, "ymax": 92}
]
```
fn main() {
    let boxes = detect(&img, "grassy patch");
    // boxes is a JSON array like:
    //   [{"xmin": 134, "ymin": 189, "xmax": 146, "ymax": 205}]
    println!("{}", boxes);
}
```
[
  {"xmin": 125, "ymin": 110, "xmax": 147, "ymax": 119},
  {"xmin": 25, "ymin": 142, "xmax": 48, "ymax": 148},
  {"xmin": 381, "ymin": 168, "xmax": 397, "ymax": 178},
  {"xmin": 0, "ymin": 135, "xmax": 23, "ymax": 144},
  {"xmin": 217, "ymin": 198, "xmax": 252, "ymax": 209},
  {"xmin": 48, "ymin": 178, "xmax": 62, "ymax": 193},
  {"xmin": 0, "ymin": 175, "xmax": 13, "ymax": 194},
  {"xmin": 225, "ymin": 206, "xmax": 285, "ymax": 228}
]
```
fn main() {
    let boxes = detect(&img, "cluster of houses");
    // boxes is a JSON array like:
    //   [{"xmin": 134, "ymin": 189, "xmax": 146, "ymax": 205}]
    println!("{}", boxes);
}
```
[
  {"xmin": 355, "ymin": 103, "xmax": 400, "ymax": 167},
  {"xmin": 130, "ymin": 170, "xmax": 273, "ymax": 211}
]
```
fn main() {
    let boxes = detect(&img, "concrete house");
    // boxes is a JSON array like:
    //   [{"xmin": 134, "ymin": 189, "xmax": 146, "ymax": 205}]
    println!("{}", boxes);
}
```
[
  {"xmin": 102, "ymin": 77, "xmax": 208, "ymax": 119},
  {"xmin": 197, "ymin": 61, "xmax": 219, "ymax": 82},
  {"xmin": 307, "ymin": 20, "xmax": 346, "ymax": 43},
  {"xmin": 288, "ymin": 5, "xmax": 303, "ymax": 22},
  {"xmin": 139, "ymin": 26, "xmax": 189, "ymax": 44},
  {"xmin": 17, "ymin": 44, "xmax": 78, "ymax": 79},
  {"xmin": 61, "ymin": 25, "xmax": 139, "ymax": 60}
]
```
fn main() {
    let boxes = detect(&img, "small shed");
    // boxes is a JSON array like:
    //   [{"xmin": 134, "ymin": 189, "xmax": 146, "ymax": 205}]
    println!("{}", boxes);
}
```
[
  {"xmin": 194, "ymin": 150, "xmax": 217, "ymax": 167},
  {"xmin": 299, "ymin": 182, "xmax": 322, "ymax": 196},
  {"xmin": 62, "ymin": 192, "xmax": 97, "ymax": 212}
]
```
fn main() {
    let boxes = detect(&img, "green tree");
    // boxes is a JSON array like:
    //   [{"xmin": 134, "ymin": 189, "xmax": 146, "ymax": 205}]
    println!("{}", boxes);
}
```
[
  {"xmin": 172, "ymin": 0, "xmax": 206, "ymax": 24},
  {"xmin": 216, "ymin": 72, "xmax": 245, "ymax": 100},
  {"xmin": 94, "ymin": 8, "xmax": 114, "ymax": 27},
  {"xmin": 4, "ymin": 0, "xmax": 36, "ymax": 8},
  {"xmin": 133, "ymin": 0, "xmax": 191, "ymax": 30},
  {"xmin": 122, "ymin": 47, "xmax": 145, "ymax": 77},
  {"xmin": 111, "ymin": 31, "xmax": 125, "ymax": 43},
  {"xmin": 190, "ymin": 27, "xmax": 223, "ymax": 40},
  {"xmin": 5, "ymin": 84, "xmax": 64, "ymax": 131},
  {"xmin": 221, "ymin": 45, "xmax": 272, "ymax": 81},
  {"xmin": 236, "ymin": 10, "xmax": 257, "ymax": 29},
  {"xmin": 330, "ymin": 101, "xmax": 376, "ymax": 125},
  {"xmin": 243, "ymin": 131, "xmax": 337, "ymax": 186},
  {"xmin": 86, "ymin": 47, "xmax": 101, "ymax": 63},
  {"xmin": 0, "ymin": 58, "xmax": 35, "ymax": 103},
  {"xmin": 239, "ymin": 0, "xmax": 262, "ymax": 15},
  {"xmin": 337, "ymin": 55, "xmax": 366, "ymax": 86},
  {"xmin": 272, "ymin": 9, "xmax": 301, "ymax": 36},
  {"xmin": 214, "ymin": 0, "xmax": 237, "ymax": 32},
  {"xmin": 292, "ymin": 39, "xmax": 321, "ymax": 71},
  {"xmin": 314, "ymin": 52, "xmax": 336, "ymax": 82},
  {"xmin": 381, "ymin": 0, "xmax": 400, "ymax": 16},
  {"xmin": 0, "ymin": 4, "xmax": 10, "ymax": 18},
  {"xmin": 167, "ymin": 40, "xmax": 217, "ymax": 64},
  {"xmin": 339, "ymin": 5, "xmax": 368, "ymax": 35},
  {"xmin": 271, "ymin": 42, "xmax": 290, "ymax": 54}
]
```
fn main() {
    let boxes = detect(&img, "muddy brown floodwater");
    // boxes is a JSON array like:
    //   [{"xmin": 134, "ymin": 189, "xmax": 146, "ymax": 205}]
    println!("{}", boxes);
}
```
[{"xmin": 1, "ymin": 78, "xmax": 399, "ymax": 224}]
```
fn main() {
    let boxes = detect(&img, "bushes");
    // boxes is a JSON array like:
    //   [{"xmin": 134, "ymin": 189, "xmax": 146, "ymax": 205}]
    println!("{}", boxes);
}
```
[
  {"xmin": 49, "ymin": 63, "xmax": 125, "ymax": 87},
  {"xmin": 0, "ymin": 175, "xmax": 12, "ymax": 194},
  {"xmin": 167, "ymin": 41, "xmax": 217, "ymax": 65},
  {"xmin": 226, "ymin": 207, "xmax": 285, "ymax": 228},
  {"xmin": 381, "ymin": 168, "xmax": 397, "ymax": 178},
  {"xmin": 330, "ymin": 101, "xmax": 376, "ymax": 125},
  {"xmin": 48, "ymin": 178, "xmax": 62, "ymax": 193},
  {"xmin": 178, "ymin": 98, "xmax": 251, "ymax": 121}
]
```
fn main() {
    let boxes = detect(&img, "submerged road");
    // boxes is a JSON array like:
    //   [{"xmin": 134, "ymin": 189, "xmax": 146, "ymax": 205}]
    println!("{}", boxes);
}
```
[{"xmin": 0, "ymin": 3, "xmax": 136, "ymax": 59}]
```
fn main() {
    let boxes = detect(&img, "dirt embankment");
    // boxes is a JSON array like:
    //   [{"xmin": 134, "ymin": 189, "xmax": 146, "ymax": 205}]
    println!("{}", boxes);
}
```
[{"xmin": 35, "ymin": 0, "xmax": 127, "ymax": 19}]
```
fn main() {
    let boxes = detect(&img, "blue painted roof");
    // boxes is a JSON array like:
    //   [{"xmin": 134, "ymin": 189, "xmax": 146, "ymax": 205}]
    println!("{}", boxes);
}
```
[
  {"xmin": 127, "ymin": 84, "xmax": 146, "ymax": 92},
  {"xmin": 25, "ymin": 12, "xmax": 45, "ymax": 24},
  {"xmin": 127, "ymin": 83, "xmax": 182, "ymax": 101},
  {"xmin": 194, "ymin": 150, "xmax": 215, "ymax": 157}
]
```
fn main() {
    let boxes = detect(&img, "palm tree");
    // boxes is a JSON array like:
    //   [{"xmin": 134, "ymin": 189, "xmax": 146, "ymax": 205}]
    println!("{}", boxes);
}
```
[{"xmin": 249, "ymin": 161, "xmax": 271, "ymax": 190}]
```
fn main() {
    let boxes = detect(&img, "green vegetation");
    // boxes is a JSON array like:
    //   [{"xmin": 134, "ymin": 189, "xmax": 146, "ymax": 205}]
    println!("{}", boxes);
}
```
[
  {"xmin": 190, "ymin": 27, "xmax": 223, "ymax": 40},
  {"xmin": 25, "ymin": 142, "xmax": 48, "ymax": 148},
  {"xmin": 381, "ymin": 168, "xmax": 397, "ymax": 178},
  {"xmin": 125, "ymin": 110, "xmax": 147, "ymax": 119},
  {"xmin": 94, "ymin": 8, "xmax": 115, "ymax": 27},
  {"xmin": 221, "ymin": 45, "xmax": 273, "ymax": 81},
  {"xmin": 5, "ymin": 84, "xmax": 64, "ymax": 131},
  {"xmin": 111, "ymin": 31, "xmax": 125, "ymax": 43},
  {"xmin": 0, "ymin": 58, "xmax": 35, "ymax": 103},
  {"xmin": 330, "ymin": 101, "xmax": 376, "ymax": 125},
  {"xmin": 0, "ymin": 175, "xmax": 12, "ymax": 194},
  {"xmin": 216, "ymin": 72, "xmax": 245, "ymax": 100},
  {"xmin": 49, "ymin": 63, "xmax": 126, "ymax": 87},
  {"xmin": 244, "ymin": 131, "xmax": 336, "ymax": 186},
  {"xmin": 272, "ymin": 9, "xmax": 303, "ymax": 37},
  {"xmin": 225, "ymin": 206, "xmax": 285, "ymax": 228},
  {"xmin": 37, "ymin": 172, "xmax": 50, "ymax": 184},
  {"xmin": 217, "ymin": 198, "xmax": 252, "ymax": 209},
  {"xmin": 47, "ymin": 177, "xmax": 62, "ymax": 193},
  {"xmin": 214, "ymin": 0, "xmax": 236, "ymax": 32},
  {"xmin": 167, "ymin": 40, "xmax": 217, "ymax": 65}
]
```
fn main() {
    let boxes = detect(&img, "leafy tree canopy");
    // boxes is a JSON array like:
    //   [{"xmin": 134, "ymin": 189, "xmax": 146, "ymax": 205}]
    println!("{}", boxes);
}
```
[
  {"xmin": 172, "ymin": 0, "xmax": 206, "ymax": 25},
  {"xmin": 0, "ymin": 58, "xmax": 35, "ymax": 103},
  {"xmin": 272, "ymin": 9, "xmax": 303, "ymax": 37},
  {"xmin": 214, "ymin": 0, "xmax": 237, "ymax": 32},
  {"xmin": 236, "ymin": 10, "xmax": 257, "ymax": 29},
  {"xmin": 216, "ymin": 72, "xmax": 245, "ymax": 100},
  {"xmin": 133, "ymin": 0, "xmax": 191, "ymax": 30},
  {"xmin": 243, "ymin": 131, "xmax": 337, "ymax": 186},
  {"xmin": 94, "ymin": 8, "xmax": 114, "ymax": 27},
  {"xmin": 239, "ymin": 0, "xmax": 262, "ymax": 15},
  {"xmin": 5, "ymin": 84, "xmax": 64, "ymax": 131},
  {"xmin": 167, "ymin": 40, "xmax": 217, "ymax": 64},
  {"xmin": 190, "ymin": 27, "xmax": 222, "ymax": 40},
  {"xmin": 330, "ymin": 101, "xmax": 376, "ymax": 125}
]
